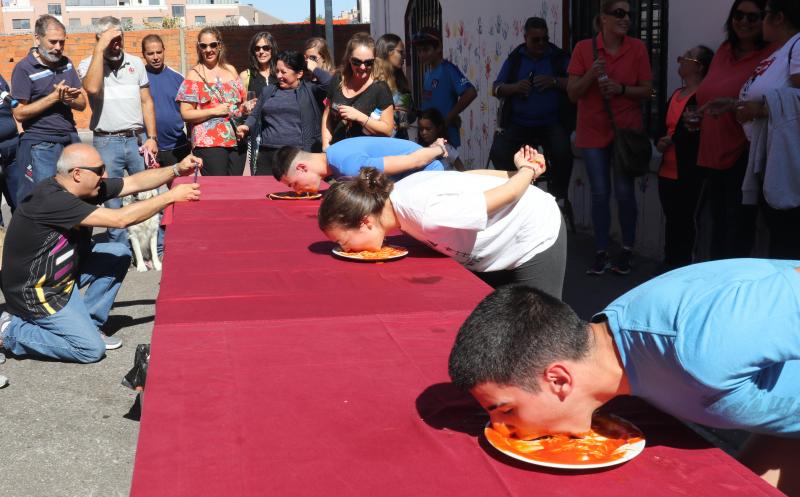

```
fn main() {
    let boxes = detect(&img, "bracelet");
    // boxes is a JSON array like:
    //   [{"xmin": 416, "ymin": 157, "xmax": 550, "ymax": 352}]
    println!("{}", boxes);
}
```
[
  {"xmin": 172, "ymin": 164, "xmax": 180, "ymax": 177},
  {"xmin": 364, "ymin": 116, "xmax": 371, "ymax": 128},
  {"xmin": 518, "ymin": 164, "xmax": 536, "ymax": 174}
]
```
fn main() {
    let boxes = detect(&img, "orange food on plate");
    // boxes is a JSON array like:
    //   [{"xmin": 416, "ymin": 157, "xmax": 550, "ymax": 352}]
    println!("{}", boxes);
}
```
[
  {"xmin": 340, "ymin": 246, "xmax": 407, "ymax": 260},
  {"xmin": 485, "ymin": 415, "xmax": 643, "ymax": 466}
]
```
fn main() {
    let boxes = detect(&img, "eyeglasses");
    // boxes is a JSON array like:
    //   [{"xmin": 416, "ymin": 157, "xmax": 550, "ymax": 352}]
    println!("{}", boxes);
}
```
[
  {"xmin": 732, "ymin": 10, "xmax": 765, "ymax": 22},
  {"xmin": 528, "ymin": 36, "xmax": 549, "ymax": 44},
  {"xmin": 70, "ymin": 164, "xmax": 106, "ymax": 176},
  {"xmin": 198, "ymin": 42, "xmax": 220, "ymax": 50},
  {"xmin": 305, "ymin": 54, "xmax": 319, "ymax": 62},
  {"xmin": 350, "ymin": 57, "xmax": 375, "ymax": 67},
  {"xmin": 605, "ymin": 8, "xmax": 631, "ymax": 19},
  {"xmin": 254, "ymin": 44, "xmax": 271, "ymax": 53},
  {"xmin": 677, "ymin": 55, "xmax": 700, "ymax": 64}
]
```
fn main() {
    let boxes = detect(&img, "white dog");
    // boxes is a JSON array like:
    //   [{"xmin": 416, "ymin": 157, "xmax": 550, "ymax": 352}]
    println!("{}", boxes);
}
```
[{"xmin": 121, "ymin": 188, "xmax": 163, "ymax": 272}]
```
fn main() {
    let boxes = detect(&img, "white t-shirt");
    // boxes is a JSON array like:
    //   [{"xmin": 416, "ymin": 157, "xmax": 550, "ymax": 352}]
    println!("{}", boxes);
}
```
[
  {"xmin": 389, "ymin": 171, "xmax": 562, "ymax": 272},
  {"xmin": 739, "ymin": 33, "xmax": 800, "ymax": 140},
  {"xmin": 78, "ymin": 52, "xmax": 149, "ymax": 132}
]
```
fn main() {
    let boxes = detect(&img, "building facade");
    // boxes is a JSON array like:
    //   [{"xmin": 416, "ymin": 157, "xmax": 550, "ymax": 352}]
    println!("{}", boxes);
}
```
[{"xmin": 0, "ymin": 0, "xmax": 280, "ymax": 33}]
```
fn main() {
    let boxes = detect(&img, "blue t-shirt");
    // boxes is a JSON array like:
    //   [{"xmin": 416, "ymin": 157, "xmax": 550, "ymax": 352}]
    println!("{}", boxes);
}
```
[
  {"xmin": 326, "ymin": 137, "xmax": 444, "ymax": 180},
  {"xmin": 145, "ymin": 65, "xmax": 187, "ymax": 150},
  {"xmin": 11, "ymin": 50, "xmax": 81, "ymax": 135},
  {"xmin": 493, "ymin": 46, "xmax": 569, "ymax": 127},
  {"xmin": 598, "ymin": 259, "xmax": 800, "ymax": 436},
  {"xmin": 421, "ymin": 60, "xmax": 474, "ymax": 147},
  {"xmin": 0, "ymin": 75, "xmax": 18, "ymax": 141}
]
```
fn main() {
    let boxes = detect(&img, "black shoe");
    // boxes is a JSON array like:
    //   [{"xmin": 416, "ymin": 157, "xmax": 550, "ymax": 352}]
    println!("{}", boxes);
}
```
[
  {"xmin": 611, "ymin": 249, "xmax": 633, "ymax": 275},
  {"xmin": 586, "ymin": 251, "xmax": 610, "ymax": 275}
]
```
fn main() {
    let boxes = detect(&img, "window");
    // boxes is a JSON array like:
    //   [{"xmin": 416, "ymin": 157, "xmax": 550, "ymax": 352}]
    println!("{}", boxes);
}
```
[
  {"xmin": 405, "ymin": 0, "xmax": 442, "ymax": 108},
  {"xmin": 194, "ymin": 15, "xmax": 206, "ymax": 25},
  {"xmin": 171, "ymin": 5, "xmax": 184, "ymax": 17},
  {"xmin": 47, "ymin": 3, "xmax": 62, "ymax": 15},
  {"xmin": 12, "ymin": 18, "xmax": 31, "ymax": 30},
  {"xmin": 224, "ymin": 14, "xmax": 237, "ymax": 24},
  {"xmin": 69, "ymin": 18, "xmax": 81, "ymax": 29},
  {"xmin": 147, "ymin": 16, "xmax": 163, "ymax": 24},
  {"xmin": 148, "ymin": 0, "xmax": 159, "ymax": 5},
  {"xmin": 121, "ymin": 16, "xmax": 133, "ymax": 29}
]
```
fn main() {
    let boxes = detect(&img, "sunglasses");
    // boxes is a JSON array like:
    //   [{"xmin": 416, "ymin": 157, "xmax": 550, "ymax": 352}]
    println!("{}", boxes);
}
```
[
  {"xmin": 305, "ymin": 54, "xmax": 319, "ymax": 62},
  {"xmin": 732, "ymin": 10, "xmax": 765, "ymax": 22},
  {"xmin": 350, "ymin": 57, "xmax": 375, "ymax": 68},
  {"xmin": 254, "ymin": 44, "xmax": 272, "ymax": 53},
  {"xmin": 605, "ymin": 8, "xmax": 631, "ymax": 19},
  {"xmin": 677, "ymin": 55, "xmax": 700, "ymax": 64},
  {"xmin": 198, "ymin": 41, "xmax": 220, "ymax": 50},
  {"xmin": 70, "ymin": 164, "xmax": 106, "ymax": 176},
  {"xmin": 528, "ymin": 36, "xmax": 549, "ymax": 44}
]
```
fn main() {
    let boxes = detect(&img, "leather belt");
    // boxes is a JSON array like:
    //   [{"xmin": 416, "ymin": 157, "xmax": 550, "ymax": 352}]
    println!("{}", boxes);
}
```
[{"xmin": 93, "ymin": 128, "xmax": 144, "ymax": 137}]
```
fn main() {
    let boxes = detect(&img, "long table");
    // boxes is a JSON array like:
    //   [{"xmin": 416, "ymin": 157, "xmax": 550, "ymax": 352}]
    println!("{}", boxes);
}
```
[{"xmin": 130, "ymin": 177, "xmax": 781, "ymax": 497}]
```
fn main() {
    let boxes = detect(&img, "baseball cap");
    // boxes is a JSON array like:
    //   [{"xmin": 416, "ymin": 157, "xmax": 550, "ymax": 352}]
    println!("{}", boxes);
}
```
[{"xmin": 412, "ymin": 27, "xmax": 442, "ymax": 45}]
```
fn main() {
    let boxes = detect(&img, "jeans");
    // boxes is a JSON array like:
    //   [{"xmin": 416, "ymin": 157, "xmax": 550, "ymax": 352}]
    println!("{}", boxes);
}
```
[
  {"xmin": 0, "ymin": 136, "xmax": 18, "ymax": 224},
  {"xmin": 2, "ymin": 242, "xmax": 131, "ymax": 363},
  {"xmin": 489, "ymin": 122, "xmax": 574, "ymax": 200},
  {"xmin": 94, "ymin": 133, "xmax": 146, "ymax": 244},
  {"xmin": 582, "ymin": 146, "xmax": 637, "ymax": 251}
]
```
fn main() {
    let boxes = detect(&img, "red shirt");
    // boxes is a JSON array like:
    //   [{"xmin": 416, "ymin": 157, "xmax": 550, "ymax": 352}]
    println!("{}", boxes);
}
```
[
  {"xmin": 659, "ymin": 88, "xmax": 695, "ymax": 180},
  {"xmin": 695, "ymin": 41, "xmax": 777, "ymax": 170},
  {"xmin": 568, "ymin": 35, "xmax": 652, "ymax": 148}
]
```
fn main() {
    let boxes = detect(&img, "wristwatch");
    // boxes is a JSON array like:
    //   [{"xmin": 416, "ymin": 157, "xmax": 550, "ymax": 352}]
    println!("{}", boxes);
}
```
[
  {"xmin": 172, "ymin": 164, "xmax": 180, "ymax": 177},
  {"xmin": 147, "ymin": 135, "xmax": 158, "ymax": 144}
]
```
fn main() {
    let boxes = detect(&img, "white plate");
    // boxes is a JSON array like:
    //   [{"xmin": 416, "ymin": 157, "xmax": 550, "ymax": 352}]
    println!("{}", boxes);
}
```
[
  {"xmin": 484, "ymin": 416, "xmax": 646, "ymax": 470},
  {"xmin": 267, "ymin": 191, "xmax": 322, "ymax": 200},
  {"xmin": 331, "ymin": 245, "xmax": 409, "ymax": 262}
]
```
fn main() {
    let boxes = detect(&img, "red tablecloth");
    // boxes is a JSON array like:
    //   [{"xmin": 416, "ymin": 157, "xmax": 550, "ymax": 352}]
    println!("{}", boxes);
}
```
[{"xmin": 130, "ymin": 177, "xmax": 781, "ymax": 497}]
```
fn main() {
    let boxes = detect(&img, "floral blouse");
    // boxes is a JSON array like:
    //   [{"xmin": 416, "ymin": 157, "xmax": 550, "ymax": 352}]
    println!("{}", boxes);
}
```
[{"xmin": 176, "ymin": 77, "xmax": 245, "ymax": 148}]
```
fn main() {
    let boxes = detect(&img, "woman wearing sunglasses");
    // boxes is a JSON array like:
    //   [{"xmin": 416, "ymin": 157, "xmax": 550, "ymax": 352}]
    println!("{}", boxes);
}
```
[
  {"xmin": 240, "ymin": 31, "xmax": 279, "ymax": 101},
  {"xmin": 304, "ymin": 37, "xmax": 335, "ymax": 76},
  {"xmin": 322, "ymin": 32, "xmax": 394, "ymax": 149},
  {"xmin": 236, "ymin": 50, "xmax": 332, "ymax": 175},
  {"xmin": 655, "ymin": 45, "xmax": 714, "ymax": 272},
  {"xmin": 177, "ymin": 27, "xmax": 246, "ymax": 176},
  {"xmin": 693, "ymin": 0, "xmax": 776, "ymax": 260},
  {"xmin": 566, "ymin": 0, "xmax": 652, "ymax": 276}
]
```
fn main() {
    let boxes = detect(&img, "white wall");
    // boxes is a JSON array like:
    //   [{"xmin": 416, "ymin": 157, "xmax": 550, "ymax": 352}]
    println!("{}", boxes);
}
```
[{"xmin": 371, "ymin": 0, "xmax": 564, "ymax": 169}]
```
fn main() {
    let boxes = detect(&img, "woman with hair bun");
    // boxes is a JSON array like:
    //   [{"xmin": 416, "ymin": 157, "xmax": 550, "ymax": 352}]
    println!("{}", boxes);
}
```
[{"xmin": 318, "ymin": 146, "xmax": 567, "ymax": 298}]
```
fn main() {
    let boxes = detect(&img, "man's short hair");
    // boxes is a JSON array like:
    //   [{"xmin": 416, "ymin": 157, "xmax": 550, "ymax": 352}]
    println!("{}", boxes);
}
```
[
  {"xmin": 412, "ymin": 26, "xmax": 442, "ymax": 47},
  {"xmin": 35, "ymin": 14, "xmax": 65, "ymax": 38},
  {"xmin": 141, "ymin": 34, "xmax": 164, "ymax": 52},
  {"xmin": 56, "ymin": 146, "xmax": 82, "ymax": 175},
  {"xmin": 272, "ymin": 146, "xmax": 303, "ymax": 181},
  {"xmin": 448, "ymin": 286, "xmax": 590, "ymax": 392},
  {"xmin": 95, "ymin": 16, "xmax": 121, "ymax": 37},
  {"xmin": 524, "ymin": 17, "xmax": 548, "ymax": 33}
]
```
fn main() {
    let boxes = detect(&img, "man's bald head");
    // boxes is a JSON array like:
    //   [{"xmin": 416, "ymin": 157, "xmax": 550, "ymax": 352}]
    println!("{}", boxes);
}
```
[{"xmin": 56, "ymin": 143, "xmax": 101, "ymax": 175}]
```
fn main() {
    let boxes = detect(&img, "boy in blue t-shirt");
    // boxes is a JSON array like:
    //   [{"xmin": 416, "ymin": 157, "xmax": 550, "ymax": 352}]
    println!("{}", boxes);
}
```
[
  {"xmin": 450, "ymin": 259, "xmax": 800, "ymax": 494},
  {"xmin": 271, "ymin": 137, "xmax": 447, "ymax": 193},
  {"xmin": 412, "ymin": 27, "xmax": 477, "ymax": 148}
]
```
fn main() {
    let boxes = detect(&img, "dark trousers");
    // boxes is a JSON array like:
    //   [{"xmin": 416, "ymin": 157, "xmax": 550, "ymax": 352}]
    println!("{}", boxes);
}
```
[
  {"xmin": 194, "ymin": 144, "xmax": 246, "ymax": 176},
  {"xmin": 489, "ymin": 122, "xmax": 573, "ymax": 200},
  {"xmin": 254, "ymin": 146, "xmax": 279, "ymax": 176},
  {"xmin": 658, "ymin": 170, "xmax": 704, "ymax": 268},
  {"xmin": 763, "ymin": 202, "xmax": 800, "ymax": 259},
  {"xmin": 699, "ymin": 151, "xmax": 758, "ymax": 260},
  {"xmin": 473, "ymin": 218, "xmax": 567, "ymax": 299},
  {"xmin": 156, "ymin": 143, "xmax": 191, "ymax": 167}
]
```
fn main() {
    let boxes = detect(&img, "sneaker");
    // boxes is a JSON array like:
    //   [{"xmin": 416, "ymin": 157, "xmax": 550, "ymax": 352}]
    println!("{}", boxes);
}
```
[
  {"xmin": 0, "ymin": 311, "xmax": 11, "ymax": 350},
  {"xmin": 611, "ymin": 249, "xmax": 633, "ymax": 275},
  {"xmin": 586, "ymin": 251, "xmax": 610, "ymax": 275},
  {"xmin": 100, "ymin": 332, "xmax": 122, "ymax": 350},
  {"xmin": 0, "ymin": 375, "xmax": 7, "ymax": 388}
]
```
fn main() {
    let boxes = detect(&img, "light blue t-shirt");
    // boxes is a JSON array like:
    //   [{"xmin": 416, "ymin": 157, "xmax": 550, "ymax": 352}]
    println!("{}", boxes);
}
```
[
  {"xmin": 325, "ymin": 137, "xmax": 444, "ymax": 180},
  {"xmin": 421, "ymin": 60, "xmax": 474, "ymax": 147},
  {"xmin": 598, "ymin": 259, "xmax": 800, "ymax": 436}
]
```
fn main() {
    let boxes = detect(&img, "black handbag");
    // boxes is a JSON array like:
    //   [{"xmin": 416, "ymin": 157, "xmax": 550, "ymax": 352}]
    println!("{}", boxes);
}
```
[{"xmin": 592, "ymin": 36, "xmax": 652, "ymax": 177}]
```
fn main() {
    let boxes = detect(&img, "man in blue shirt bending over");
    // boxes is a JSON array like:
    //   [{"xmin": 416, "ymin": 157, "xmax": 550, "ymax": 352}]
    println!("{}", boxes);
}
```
[
  {"xmin": 449, "ymin": 259, "xmax": 800, "ymax": 494},
  {"xmin": 272, "ymin": 136, "xmax": 447, "ymax": 193}
]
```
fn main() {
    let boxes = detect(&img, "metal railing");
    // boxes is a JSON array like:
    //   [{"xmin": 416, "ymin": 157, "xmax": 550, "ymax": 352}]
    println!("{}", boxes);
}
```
[{"xmin": 404, "ymin": 0, "xmax": 442, "ymax": 111}]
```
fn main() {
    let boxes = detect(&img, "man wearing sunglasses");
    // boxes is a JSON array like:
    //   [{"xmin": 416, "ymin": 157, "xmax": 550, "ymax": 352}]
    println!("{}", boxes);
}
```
[
  {"xmin": 412, "ymin": 27, "xmax": 477, "ymax": 149},
  {"xmin": 490, "ymin": 16, "xmax": 575, "ymax": 215},
  {"xmin": 78, "ymin": 16, "xmax": 158, "ymax": 246},
  {"xmin": 0, "ymin": 143, "xmax": 202, "ymax": 363}
]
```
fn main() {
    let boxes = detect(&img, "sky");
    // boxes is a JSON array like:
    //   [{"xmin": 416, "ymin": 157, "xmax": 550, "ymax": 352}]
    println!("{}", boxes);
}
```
[{"xmin": 248, "ymin": 0, "xmax": 359, "ymax": 23}]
